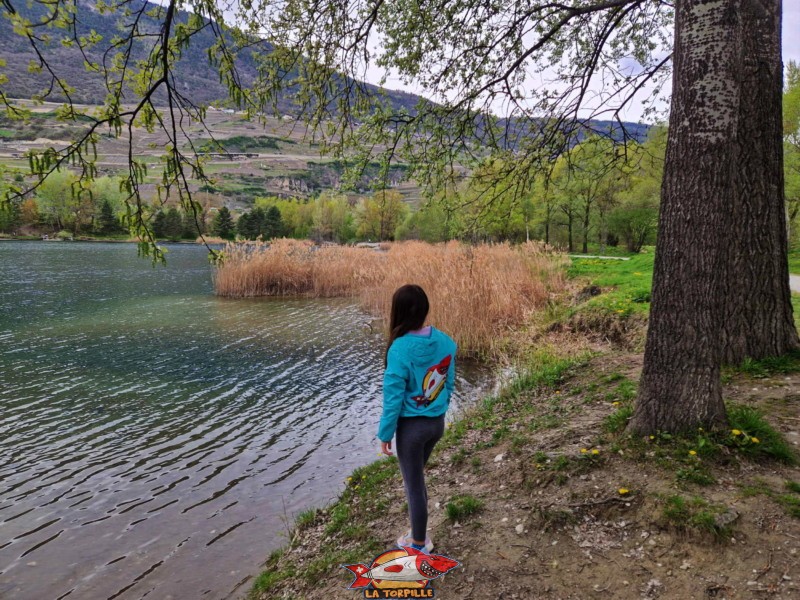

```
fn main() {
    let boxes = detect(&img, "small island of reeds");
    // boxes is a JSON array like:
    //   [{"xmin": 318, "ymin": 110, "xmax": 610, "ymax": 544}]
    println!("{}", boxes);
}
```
[{"xmin": 213, "ymin": 239, "xmax": 568, "ymax": 356}]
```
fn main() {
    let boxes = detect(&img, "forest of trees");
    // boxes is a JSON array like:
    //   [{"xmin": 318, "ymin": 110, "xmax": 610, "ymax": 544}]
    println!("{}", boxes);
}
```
[
  {"xmin": 2, "ymin": 87, "xmax": 796, "ymax": 251},
  {"xmin": 2, "ymin": 59, "xmax": 798, "ymax": 252}
]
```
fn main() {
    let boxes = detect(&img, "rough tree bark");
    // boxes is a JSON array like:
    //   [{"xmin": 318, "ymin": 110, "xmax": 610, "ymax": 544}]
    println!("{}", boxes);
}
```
[
  {"xmin": 629, "ymin": 0, "xmax": 738, "ymax": 434},
  {"xmin": 720, "ymin": 0, "xmax": 799, "ymax": 363}
]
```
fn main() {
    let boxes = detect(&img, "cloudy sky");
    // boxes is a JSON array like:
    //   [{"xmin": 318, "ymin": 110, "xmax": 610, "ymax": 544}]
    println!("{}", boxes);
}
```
[
  {"xmin": 366, "ymin": 3, "xmax": 800, "ymax": 124},
  {"xmin": 785, "ymin": 2, "xmax": 800, "ymax": 64}
]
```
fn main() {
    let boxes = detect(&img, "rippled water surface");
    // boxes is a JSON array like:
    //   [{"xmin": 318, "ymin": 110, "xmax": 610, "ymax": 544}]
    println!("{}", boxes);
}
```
[{"xmin": 0, "ymin": 242, "xmax": 488, "ymax": 600}]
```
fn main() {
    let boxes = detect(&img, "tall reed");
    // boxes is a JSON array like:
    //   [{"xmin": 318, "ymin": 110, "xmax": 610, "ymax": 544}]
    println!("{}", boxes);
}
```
[{"xmin": 214, "ymin": 239, "xmax": 566, "ymax": 355}]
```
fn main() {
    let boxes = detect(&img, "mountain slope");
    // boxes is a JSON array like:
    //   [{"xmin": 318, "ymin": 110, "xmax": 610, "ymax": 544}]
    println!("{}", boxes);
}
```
[
  {"xmin": 0, "ymin": 1, "xmax": 649, "ymax": 142},
  {"xmin": 0, "ymin": 0, "xmax": 420, "ymax": 113}
]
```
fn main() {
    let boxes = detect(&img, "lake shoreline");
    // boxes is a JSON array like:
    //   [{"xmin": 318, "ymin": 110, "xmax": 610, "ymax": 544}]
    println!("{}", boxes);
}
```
[
  {"xmin": 0, "ymin": 242, "xmax": 498, "ymax": 600},
  {"xmin": 0, "ymin": 235, "xmax": 201, "ymax": 244},
  {"xmin": 251, "ymin": 257, "xmax": 800, "ymax": 600}
]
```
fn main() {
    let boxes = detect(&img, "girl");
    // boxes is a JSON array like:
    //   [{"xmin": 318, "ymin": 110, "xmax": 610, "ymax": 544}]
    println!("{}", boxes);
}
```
[{"xmin": 377, "ymin": 284, "xmax": 457, "ymax": 553}]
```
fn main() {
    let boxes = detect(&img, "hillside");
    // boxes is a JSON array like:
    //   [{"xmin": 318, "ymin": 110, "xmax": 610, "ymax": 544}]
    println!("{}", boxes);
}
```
[
  {"xmin": 0, "ymin": 0, "xmax": 649, "ymax": 142},
  {"xmin": 0, "ymin": 0, "xmax": 421, "ymax": 113},
  {"xmin": 0, "ymin": 0, "xmax": 650, "ymax": 209}
]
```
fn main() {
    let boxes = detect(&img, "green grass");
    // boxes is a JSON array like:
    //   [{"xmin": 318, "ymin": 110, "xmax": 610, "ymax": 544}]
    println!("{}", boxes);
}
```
[
  {"xmin": 727, "ymin": 404, "xmax": 797, "ymax": 464},
  {"xmin": 248, "ymin": 456, "xmax": 399, "ymax": 597},
  {"xmin": 788, "ymin": 246, "xmax": 800, "ymax": 274},
  {"xmin": 786, "ymin": 481, "xmax": 800, "ymax": 494},
  {"xmin": 440, "ymin": 348, "xmax": 590, "ymax": 450},
  {"xmin": 676, "ymin": 465, "xmax": 717, "ymax": 486},
  {"xmin": 600, "ymin": 376, "xmax": 637, "ymax": 433},
  {"xmin": 726, "ymin": 351, "xmax": 800, "ymax": 378},
  {"xmin": 736, "ymin": 479, "xmax": 800, "ymax": 519},
  {"xmin": 567, "ymin": 252, "xmax": 654, "ymax": 317},
  {"xmin": 199, "ymin": 134, "xmax": 289, "ymax": 153},
  {"xmin": 603, "ymin": 404, "xmax": 634, "ymax": 433},
  {"xmin": 506, "ymin": 349, "xmax": 586, "ymax": 396},
  {"xmin": 445, "ymin": 494, "xmax": 484, "ymax": 522},
  {"xmin": 569, "ymin": 243, "xmax": 636, "ymax": 257},
  {"xmin": 660, "ymin": 494, "xmax": 735, "ymax": 539},
  {"xmin": 450, "ymin": 448, "xmax": 468, "ymax": 466},
  {"xmin": 294, "ymin": 507, "xmax": 318, "ymax": 530},
  {"xmin": 611, "ymin": 402, "xmax": 795, "ymax": 467},
  {"xmin": 249, "ymin": 548, "xmax": 295, "ymax": 597}
]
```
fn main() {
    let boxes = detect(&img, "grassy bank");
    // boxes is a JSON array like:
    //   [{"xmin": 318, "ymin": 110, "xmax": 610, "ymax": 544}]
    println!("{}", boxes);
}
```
[
  {"xmin": 567, "ymin": 251, "xmax": 653, "ymax": 316},
  {"xmin": 214, "ymin": 239, "xmax": 568, "ymax": 356},
  {"xmin": 249, "ymin": 250, "xmax": 800, "ymax": 599},
  {"xmin": 250, "ymin": 341, "xmax": 800, "ymax": 599},
  {"xmin": 250, "ymin": 347, "xmax": 590, "ymax": 599}
]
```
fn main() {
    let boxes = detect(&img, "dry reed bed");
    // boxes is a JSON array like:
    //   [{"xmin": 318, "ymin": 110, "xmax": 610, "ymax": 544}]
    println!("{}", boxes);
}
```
[{"xmin": 214, "ymin": 239, "xmax": 567, "ymax": 355}]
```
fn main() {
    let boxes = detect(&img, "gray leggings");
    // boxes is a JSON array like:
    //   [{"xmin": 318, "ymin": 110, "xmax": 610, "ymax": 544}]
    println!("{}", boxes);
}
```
[{"xmin": 396, "ymin": 415, "xmax": 445, "ymax": 542}]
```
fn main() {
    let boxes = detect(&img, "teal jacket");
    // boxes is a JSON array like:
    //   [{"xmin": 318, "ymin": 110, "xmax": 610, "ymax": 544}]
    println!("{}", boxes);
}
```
[{"xmin": 377, "ymin": 326, "xmax": 457, "ymax": 442}]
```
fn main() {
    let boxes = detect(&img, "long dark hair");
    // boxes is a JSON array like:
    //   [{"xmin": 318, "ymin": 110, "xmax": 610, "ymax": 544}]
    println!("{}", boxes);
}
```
[{"xmin": 385, "ymin": 284, "xmax": 430, "ymax": 366}]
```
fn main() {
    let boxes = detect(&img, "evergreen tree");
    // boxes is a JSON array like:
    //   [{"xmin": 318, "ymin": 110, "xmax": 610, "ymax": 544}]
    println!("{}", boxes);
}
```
[
  {"xmin": 264, "ymin": 206, "xmax": 284, "ymax": 239},
  {"xmin": 152, "ymin": 211, "xmax": 167, "ymax": 239},
  {"xmin": 212, "ymin": 206, "xmax": 235, "ymax": 240},
  {"xmin": 237, "ymin": 211, "xmax": 254, "ymax": 240},
  {"xmin": 251, "ymin": 207, "xmax": 267, "ymax": 239},
  {"xmin": 163, "ymin": 207, "xmax": 183, "ymax": 241},
  {"xmin": 99, "ymin": 199, "xmax": 119, "ymax": 234},
  {"xmin": 182, "ymin": 209, "xmax": 204, "ymax": 239},
  {"xmin": 0, "ymin": 200, "xmax": 20, "ymax": 233}
]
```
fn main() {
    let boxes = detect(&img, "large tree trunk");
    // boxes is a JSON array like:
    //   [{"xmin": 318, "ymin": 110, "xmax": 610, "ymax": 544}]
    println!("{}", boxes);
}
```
[
  {"xmin": 720, "ymin": 0, "xmax": 799, "ymax": 363},
  {"xmin": 630, "ymin": 0, "xmax": 737, "ymax": 434}
]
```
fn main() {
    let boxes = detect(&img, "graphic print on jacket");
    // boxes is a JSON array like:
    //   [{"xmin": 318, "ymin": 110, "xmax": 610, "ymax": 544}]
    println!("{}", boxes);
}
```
[{"xmin": 411, "ymin": 354, "xmax": 452, "ymax": 407}]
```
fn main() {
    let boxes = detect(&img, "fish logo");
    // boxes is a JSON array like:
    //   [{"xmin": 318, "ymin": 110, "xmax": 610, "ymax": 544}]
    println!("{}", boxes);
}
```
[
  {"xmin": 411, "ymin": 355, "xmax": 452, "ymax": 408},
  {"xmin": 342, "ymin": 546, "xmax": 460, "ymax": 597}
]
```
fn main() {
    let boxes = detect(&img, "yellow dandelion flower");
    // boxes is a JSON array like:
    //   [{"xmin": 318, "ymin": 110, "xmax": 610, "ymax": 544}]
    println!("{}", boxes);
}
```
[
  {"xmin": 618, "ymin": 488, "xmax": 630, "ymax": 496},
  {"xmin": 591, "ymin": 449, "xmax": 600, "ymax": 455},
  {"xmin": 649, "ymin": 435, "xmax": 655, "ymax": 440},
  {"xmin": 612, "ymin": 401, "xmax": 620, "ymax": 406},
  {"xmin": 732, "ymin": 429, "xmax": 742, "ymax": 436},
  {"xmin": 580, "ymin": 448, "xmax": 588, "ymax": 454},
  {"xmin": 751, "ymin": 437, "xmax": 760, "ymax": 444},
  {"xmin": 689, "ymin": 450, "xmax": 697, "ymax": 456},
  {"xmin": 616, "ymin": 309, "xmax": 625, "ymax": 313}
]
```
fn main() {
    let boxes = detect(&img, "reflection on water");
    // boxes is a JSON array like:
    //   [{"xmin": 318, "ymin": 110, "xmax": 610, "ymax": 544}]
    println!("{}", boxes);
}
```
[{"xmin": 0, "ymin": 242, "xmax": 489, "ymax": 599}]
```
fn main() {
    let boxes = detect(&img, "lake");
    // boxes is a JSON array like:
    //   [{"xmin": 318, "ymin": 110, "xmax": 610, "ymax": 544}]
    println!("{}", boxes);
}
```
[{"xmin": 0, "ymin": 241, "xmax": 489, "ymax": 600}]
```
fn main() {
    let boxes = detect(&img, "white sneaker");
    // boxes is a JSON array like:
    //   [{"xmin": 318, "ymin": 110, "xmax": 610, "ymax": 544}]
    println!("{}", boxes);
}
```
[{"xmin": 397, "ymin": 530, "xmax": 434, "ymax": 552}]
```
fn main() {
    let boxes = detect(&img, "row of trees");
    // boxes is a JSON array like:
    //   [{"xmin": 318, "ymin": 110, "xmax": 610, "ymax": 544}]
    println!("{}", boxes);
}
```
[
  {"xmin": 221, "ymin": 190, "xmax": 410, "ymax": 243},
  {"xmin": 0, "ymin": 172, "xmax": 128, "ymax": 235},
  {"xmin": 225, "ymin": 135, "xmax": 662, "ymax": 251},
  {"xmin": 151, "ymin": 206, "xmax": 208, "ymax": 241}
]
